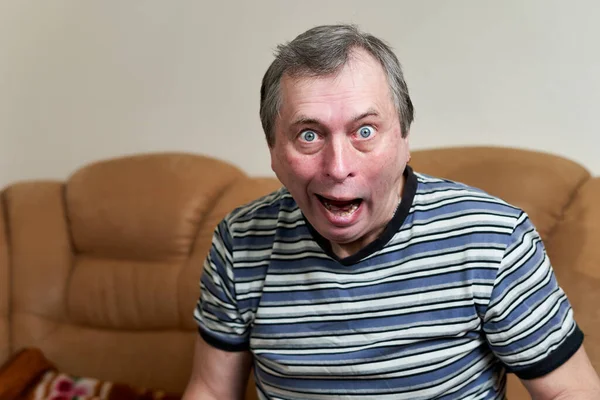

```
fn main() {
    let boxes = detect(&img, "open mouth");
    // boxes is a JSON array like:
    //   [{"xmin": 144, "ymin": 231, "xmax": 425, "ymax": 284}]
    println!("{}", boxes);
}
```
[{"xmin": 316, "ymin": 194, "xmax": 363, "ymax": 217}]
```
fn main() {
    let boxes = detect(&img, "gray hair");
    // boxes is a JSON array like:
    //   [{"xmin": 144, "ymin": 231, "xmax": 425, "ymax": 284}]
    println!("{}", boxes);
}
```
[{"xmin": 260, "ymin": 24, "xmax": 414, "ymax": 147}]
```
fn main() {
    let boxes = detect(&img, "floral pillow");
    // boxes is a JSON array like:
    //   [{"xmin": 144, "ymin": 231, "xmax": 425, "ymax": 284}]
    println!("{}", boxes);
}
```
[
  {"xmin": 0, "ymin": 348, "xmax": 180, "ymax": 400},
  {"xmin": 31, "ymin": 371, "xmax": 179, "ymax": 400},
  {"xmin": 33, "ymin": 372, "xmax": 103, "ymax": 400}
]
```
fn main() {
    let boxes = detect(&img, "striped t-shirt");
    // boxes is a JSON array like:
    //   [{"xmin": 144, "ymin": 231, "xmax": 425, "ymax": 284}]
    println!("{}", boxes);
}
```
[{"xmin": 194, "ymin": 166, "xmax": 583, "ymax": 399}]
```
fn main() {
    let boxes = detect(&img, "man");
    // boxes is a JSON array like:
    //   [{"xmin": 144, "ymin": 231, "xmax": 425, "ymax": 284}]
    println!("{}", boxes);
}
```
[{"xmin": 183, "ymin": 24, "xmax": 600, "ymax": 399}]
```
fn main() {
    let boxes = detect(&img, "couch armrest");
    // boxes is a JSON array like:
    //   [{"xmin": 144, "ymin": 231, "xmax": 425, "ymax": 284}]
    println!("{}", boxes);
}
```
[
  {"xmin": 547, "ymin": 177, "xmax": 600, "ymax": 373},
  {"xmin": 3, "ymin": 182, "xmax": 73, "ymax": 324},
  {"xmin": 548, "ymin": 176, "xmax": 600, "ymax": 279}
]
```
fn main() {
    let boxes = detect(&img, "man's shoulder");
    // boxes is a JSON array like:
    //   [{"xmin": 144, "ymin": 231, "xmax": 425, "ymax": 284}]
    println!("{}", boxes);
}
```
[
  {"xmin": 412, "ymin": 170, "xmax": 523, "ymax": 216},
  {"xmin": 223, "ymin": 186, "xmax": 300, "ymax": 233}
]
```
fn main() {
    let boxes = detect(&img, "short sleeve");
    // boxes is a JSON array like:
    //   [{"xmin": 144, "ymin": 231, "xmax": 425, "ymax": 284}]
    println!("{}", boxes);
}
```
[
  {"xmin": 483, "ymin": 211, "xmax": 584, "ymax": 380},
  {"xmin": 193, "ymin": 219, "xmax": 250, "ymax": 352}
]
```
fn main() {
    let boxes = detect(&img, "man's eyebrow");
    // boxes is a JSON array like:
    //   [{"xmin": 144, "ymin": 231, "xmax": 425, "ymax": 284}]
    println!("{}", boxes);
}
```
[
  {"xmin": 290, "ymin": 115, "xmax": 323, "ymax": 127},
  {"xmin": 290, "ymin": 109, "xmax": 380, "ymax": 127},
  {"xmin": 351, "ymin": 108, "xmax": 380, "ymax": 122}
]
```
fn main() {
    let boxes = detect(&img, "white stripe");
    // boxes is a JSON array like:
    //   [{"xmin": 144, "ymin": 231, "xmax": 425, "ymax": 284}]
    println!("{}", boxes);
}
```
[
  {"xmin": 257, "ymin": 286, "xmax": 473, "ymax": 317},
  {"xmin": 413, "ymin": 194, "xmax": 507, "ymax": 210},
  {"xmin": 255, "ymin": 299, "xmax": 475, "ymax": 325}
]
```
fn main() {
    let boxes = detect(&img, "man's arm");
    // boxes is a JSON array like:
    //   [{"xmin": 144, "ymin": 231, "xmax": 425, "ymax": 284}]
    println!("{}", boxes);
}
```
[
  {"xmin": 182, "ymin": 335, "xmax": 253, "ymax": 400},
  {"xmin": 520, "ymin": 345, "xmax": 600, "ymax": 399}
]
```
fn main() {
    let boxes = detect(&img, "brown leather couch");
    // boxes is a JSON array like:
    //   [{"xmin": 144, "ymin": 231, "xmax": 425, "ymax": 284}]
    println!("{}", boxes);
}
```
[{"xmin": 0, "ymin": 146, "xmax": 598, "ymax": 399}]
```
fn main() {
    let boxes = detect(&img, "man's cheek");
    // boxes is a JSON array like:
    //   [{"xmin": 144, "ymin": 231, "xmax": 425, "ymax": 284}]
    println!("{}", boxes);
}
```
[{"xmin": 288, "ymin": 157, "xmax": 316, "ymax": 179}]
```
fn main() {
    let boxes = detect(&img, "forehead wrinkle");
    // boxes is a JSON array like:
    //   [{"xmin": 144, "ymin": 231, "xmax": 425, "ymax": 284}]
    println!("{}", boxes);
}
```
[
  {"xmin": 290, "ymin": 114, "xmax": 323, "ymax": 127},
  {"xmin": 278, "ymin": 51, "xmax": 393, "ymax": 134}
]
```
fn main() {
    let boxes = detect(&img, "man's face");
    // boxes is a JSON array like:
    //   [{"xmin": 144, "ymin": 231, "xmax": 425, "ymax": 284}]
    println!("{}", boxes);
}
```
[{"xmin": 269, "ymin": 49, "xmax": 410, "ymax": 258}]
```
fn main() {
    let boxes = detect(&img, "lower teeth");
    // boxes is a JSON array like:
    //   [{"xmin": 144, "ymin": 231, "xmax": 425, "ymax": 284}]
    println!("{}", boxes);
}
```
[{"xmin": 324, "ymin": 202, "xmax": 359, "ymax": 216}]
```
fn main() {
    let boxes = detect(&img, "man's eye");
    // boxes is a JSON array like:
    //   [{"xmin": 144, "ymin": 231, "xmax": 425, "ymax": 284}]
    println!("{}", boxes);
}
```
[
  {"xmin": 300, "ymin": 130, "xmax": 317, "ymax": 142},
  {"xmin": 358, "ymin": 126, "xmax": 374, "ymax": 139}
]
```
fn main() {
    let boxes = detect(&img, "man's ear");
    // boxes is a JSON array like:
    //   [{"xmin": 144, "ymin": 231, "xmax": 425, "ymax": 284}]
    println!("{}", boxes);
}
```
[
  {"xmin": 402, "ymin": 131, "xmax": 411, "ymax": 162},
  {"xmin": 269, "ymin": 145, "xmax": 278, "ymax": 174}
]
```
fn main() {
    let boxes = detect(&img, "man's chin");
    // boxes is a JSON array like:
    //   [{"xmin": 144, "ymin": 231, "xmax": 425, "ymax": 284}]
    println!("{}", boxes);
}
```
[{"xmin": 315, "ymin": 224, "xmax": 365, "ymax": 246}]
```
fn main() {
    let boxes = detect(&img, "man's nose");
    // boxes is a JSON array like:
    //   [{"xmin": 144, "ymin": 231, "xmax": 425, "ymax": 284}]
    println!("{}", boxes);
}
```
[{"xmin": 323, "ymin": 137, "xmax": 356, "ymax": 182}]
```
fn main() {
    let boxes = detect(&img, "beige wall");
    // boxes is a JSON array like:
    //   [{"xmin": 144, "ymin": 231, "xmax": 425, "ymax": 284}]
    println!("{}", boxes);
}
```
[{"xmin": 1, "ymin": 0, "xmax": 599, "ymax": 187}]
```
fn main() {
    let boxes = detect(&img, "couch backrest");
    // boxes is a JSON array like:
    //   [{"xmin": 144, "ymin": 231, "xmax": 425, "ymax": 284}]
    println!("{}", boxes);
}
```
[
  {"xmin": 1, "ymin": 153, "xmax": 281, "ymax": 392},
  {"xmin": 0, "ymin": 194, "xmax": 9, "ymax": 364}
]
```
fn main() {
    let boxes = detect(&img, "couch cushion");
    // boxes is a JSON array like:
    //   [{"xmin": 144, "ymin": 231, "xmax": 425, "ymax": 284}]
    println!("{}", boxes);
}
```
[
  {"xmin": 67, "ymin": 258, "xmax": 182, "ymax": 329},
  {"xmin": 11, "ymin": 296, "xmax": 196, "ymax": 392}
]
